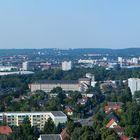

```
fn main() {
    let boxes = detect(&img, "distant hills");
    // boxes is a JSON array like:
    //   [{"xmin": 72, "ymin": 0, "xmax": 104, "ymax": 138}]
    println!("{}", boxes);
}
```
[{"xmin": 0, "ymin": 48, "xmax": 140, "ymax": 57}]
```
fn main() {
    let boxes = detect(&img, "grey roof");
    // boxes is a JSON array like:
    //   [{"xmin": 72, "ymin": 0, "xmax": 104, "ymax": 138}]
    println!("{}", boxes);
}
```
[
  {"xmin": 106, "ymin": 112, "xmax": 119, "ymax": 122},
  {"xmin": 51, "ymin": 111, "xmax": 66, "ymax": 117},
  {"xmin": 0, "ymin": 111, "xmax": 67, "ymax": 117},
  {"xmin": 40, "ymin": 134, "xmax": 62, "ymax": 140},
  {"xmin": 79, "ymin": 78, "xmax": 91, "ymax": 81},
  {"xmin": 107, "ymin": 102, "xmax": 123, "ymax": 106},
  {"xmin": 34, "ymin": 80, "xmax": 78, "ymax": 84}
]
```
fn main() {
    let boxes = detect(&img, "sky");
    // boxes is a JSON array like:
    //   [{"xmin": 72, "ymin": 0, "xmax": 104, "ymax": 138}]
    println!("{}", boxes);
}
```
[{"xmin": 0, "ymin": 0, "xmax": 140, "ymax": 49}]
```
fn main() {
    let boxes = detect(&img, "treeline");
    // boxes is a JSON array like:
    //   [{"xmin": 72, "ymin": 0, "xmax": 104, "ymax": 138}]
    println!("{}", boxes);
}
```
[
  {"xmin": 31, "ymin": 67, "xmax": 140, "ymax": 81},
  {"xmin": 1, "ymin": 66, "xmax": 140, "ymax": 84}
]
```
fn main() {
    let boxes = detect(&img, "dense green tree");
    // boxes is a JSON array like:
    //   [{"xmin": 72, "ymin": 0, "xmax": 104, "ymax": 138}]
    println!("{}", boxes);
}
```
[
  {"xmin": 100, "ymin": 127, "xmax": 119, "ymax": 140},
  {"xmin": 51, "ymin": 87, "xmax": 63, "ymax": 93},
  {"xmin": 66, "ymin": 120, "xmax": 75, "ymax": 134},
  {"xmin": 54, "ymin": 123, "xmax": 64, "ymax": 134},
  {"xmin": 10, "ymin": 117, "xmax": 38, "ymax": 140},
  {"xmin": 44, "ymin": 117, "xmax": 55, "ymax": 134},
  {"xmin": 71, "ymin": 127, "xmax": 81, "ymax": 140},
  {"xmin": 134, "ymin": 90, "xmax": 140, "ymax": 98},
  {"xmin": 125, "ymin": 125, "xmax": 140, "ymax": 138},
  {"xmin": 120, "ymin": 102, "xmax": 140, "ymax": 138}
]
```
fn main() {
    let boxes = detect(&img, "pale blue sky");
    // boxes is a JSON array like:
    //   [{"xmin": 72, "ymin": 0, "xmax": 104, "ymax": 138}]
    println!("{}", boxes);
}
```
[{"xmin": 0, "ymin": 0, "xmax": 140, "ymax": 49}]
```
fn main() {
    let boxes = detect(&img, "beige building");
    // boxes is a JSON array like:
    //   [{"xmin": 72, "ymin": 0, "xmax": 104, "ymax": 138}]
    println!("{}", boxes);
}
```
[
  {"xmin": 0, "ymin": 111, "xmax": 67, "ymax": 130},
  {"xmin": 29, "ymin": 78, "xmax": 91, "ymax": 93}
]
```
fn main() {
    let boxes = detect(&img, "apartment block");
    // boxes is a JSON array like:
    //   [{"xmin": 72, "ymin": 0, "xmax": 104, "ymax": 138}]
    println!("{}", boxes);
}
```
[
  {"xmin": 128, "ymin": 78, "xmax": 140, "ymax": 95},
  {"xmin": 0, "ymin": 111, "xmax": 67, "ymax": 130},
  {"xmin": 29, "ymin": 78, "xmax": 91, "ymax": 93}
]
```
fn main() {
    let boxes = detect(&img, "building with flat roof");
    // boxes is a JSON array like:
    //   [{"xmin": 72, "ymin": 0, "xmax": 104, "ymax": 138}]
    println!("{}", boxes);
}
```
[
  {"xmin": 0, "ymin": 66, "xmax": 17, "ymax": 72},
  {"xmin": 29, "ymin": 78, "xmax": 91, "ymax": 93},
  {"xmin": 128, "ymin": 78, "xmax": 140, "ymax": 95},
  {"xmin": 0, "ymin": 111, "xmax": 67, "ymax": 130},
  {"xmin": 22, "ymin": 61, "xmax": 28, "ymax": 71},
  {"xmin": 38, "ymin": 134, "xmax": 62, "ymax": 140},
  {"xmin": 62, "ymin": 61, "xmax": 72, "ymax": 71}
]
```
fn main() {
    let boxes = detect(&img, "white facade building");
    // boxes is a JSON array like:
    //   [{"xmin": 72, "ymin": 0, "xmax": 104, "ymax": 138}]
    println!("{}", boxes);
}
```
[
  {"xmin": 132, "ymin": 57, "xmax": 138, "ymax": 64},
  {"xmin": 62, "ymin": 61, "xmax": 72, "ymax": 71},
  {"xmin": 78, "ymin": 59, "xmax": 95, "ymax": 64},
  {"xmin": 0, "ymin": 66, "xmax": 17, "ymax": 72},
  {"xmin": 128, "ymin": 78, "xmax": 140, "ymax": 95},
  {"xmin": 38, "ymin": 134, "xmax": 62, "ymax": 140},
  {"xmin": 103, "ymin": 57, "xmax": 107, "ymax": 61},
  {"xmin": 118, "ymin": 57, "xmax": 123, "ymax": 63},
  {"xmin": 0, "ymin": 111, "xmax": 67, "ymax": 130},
  {"xmin": 22, "ymin": 61, "xmax": 28, "ymax": 71},
  {"xmin": 85, "ymin": 73, "xmax": 96, "ymax": 88}
]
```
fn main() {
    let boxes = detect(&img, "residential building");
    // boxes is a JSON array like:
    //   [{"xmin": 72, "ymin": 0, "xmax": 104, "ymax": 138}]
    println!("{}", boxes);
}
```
[
  {"xmin": 0, "ymin": 126, "xmax": 12, "ymax": 135},
  {"xmin": 0, "ymin": 66, "xmax": 17, "ymax": 72},
  {"xmin": 65, "ymin": 106, "xmax": 74, "ymax": 116},
  {"xmin": 112, "ymin": 125, "xmax": 124, "ymax": 138},
  {"xmin": 0, "ymin": 111, "xmax": 67, "ymax": 130},
  {"xmin": 78, "ymin": 59, "xmax": 95, "ymax": 64},
  {"xmin": 0, "ymin": 71, "xmax": 34, "ymax": 76},
  {"xmin": 132, "ymin": 57, "xmax": 138, "ymax": 64},
  {"xmin": 106, "ymin": 119, "xmax": 118, "ymax": 128},
  {"xmin": 29, "ymin": 78, "xmax": 91, "ymax": 93},
  {"xmin": 77, "ymin": 96, "xmax": 88, "ymax": 105},
  {"xmin": 118, "ymin": 57, "xmax": 123, "ymax": 63},
  {"xmin": 106, "ymin": 112, "xmax": 119, "ymax": 123},
  {"xmin": 85, "ymin": 73, "xmax": 96, "ymax": 87},
  {"xmin": 62, "ymin": 61, "xmax": 72, "ymax": 71},
  {"xmin": 104, "ymin": 102, "xmax": 123, "ymax": 114},
  {"xmin": 22, "ymin": 61, "xmax": 28, "ymax": 71},
  {"xmin": 38, "ymin": 128, "xmax": 69, "ymax": 140},
  {"xmin": 38, "ymin": 134, "xmax": 62, "ymax": 140},
  {"xmin": 128, "ymin": 78, "xmax": 140, "ymax": 95}
]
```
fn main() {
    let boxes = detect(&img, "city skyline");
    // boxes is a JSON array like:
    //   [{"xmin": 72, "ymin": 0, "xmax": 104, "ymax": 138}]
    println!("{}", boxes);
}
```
[{"xmin": 0, "ymin": 0, "xmax": 140, "ymax": 49}]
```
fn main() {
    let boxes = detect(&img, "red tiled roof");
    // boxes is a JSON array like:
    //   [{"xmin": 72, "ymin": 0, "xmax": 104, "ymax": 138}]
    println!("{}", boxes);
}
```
[
  {"xmin": 105, "ymin": 103, "xmax": 122, "ymax": 114},
  {"xmin": 65, "ymin": 107, "xmax": 73, "ymax": 113},
  {"xmin": 60, "ymin": 128, "xmax": 70, "ymax": 140},
  {"xmin": 120, "ymin": 135, "xmax": 129, "ymax": 140},
  {"xmin": 113, "ymin": 125, "xmax": 124, "ymax": 136},
  {"xmin": 0, "ymin": 126, "xmax": 12, "ymax": 135},
  {"xmin": 106, "ymin": 119, "xmax": 117, "ymax": 128}
]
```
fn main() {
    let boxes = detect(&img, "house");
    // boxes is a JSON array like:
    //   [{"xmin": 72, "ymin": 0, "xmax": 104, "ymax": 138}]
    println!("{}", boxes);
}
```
[
  {"xmin": 65, "ymin": 106, "xmax": 74, "ymax": 116},
  {"xmin": 77, "ymin": 96, "xmax": 88, "ymax": 105},
  {"xmin": 121, "ymin": 136, "xmax": 130, "ymax": 140},
  {"xmin": 121, "ymin": 136, "xmax": 137, "ymax": 140},
  {"xmin": 113, "ymin": 125, "xmax": 124, "ymax": 137},
  {"xmin": 106, "ymin": 112, "xmax": 119, "ymax": 122},
  {"xmin": 106, "ymin": 121, "xmax": 135, "ymax": 140},
  {"xmin": 38, "ymin": 128, "xmax": 70, "ymax": 140},
  {"xmin": 0, "ymin": 126, "xmax": 12, "ymax": 135},
  {"xmin": 113, "ymin": 126, "xmax": 137, "ymax": 140},
  {"xmin": 105, "ymin": 102, "xmax": 124, "ymax": 114},
  {"xmin": 60, "ymin": 128, "xmax": 70, "ymax": 140},
  {"xmin": 106, "ymin": 119, "xmax": 118, "ymax": 128}
]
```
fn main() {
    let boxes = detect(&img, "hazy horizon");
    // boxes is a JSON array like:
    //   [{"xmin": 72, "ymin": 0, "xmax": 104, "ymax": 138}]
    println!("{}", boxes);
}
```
[
  {"xmin": 0, "ymin": 0, "xmax": 140, "ymax": 49},
  {"xmin": 1, "ymin": 47, "xmax": 140, "ymax": 50}
]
